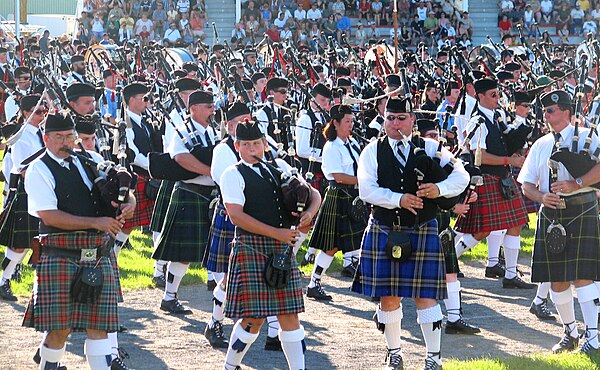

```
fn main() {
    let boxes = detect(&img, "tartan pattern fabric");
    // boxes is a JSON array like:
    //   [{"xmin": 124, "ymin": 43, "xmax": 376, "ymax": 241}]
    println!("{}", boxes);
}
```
[
  {"xmin": 225, "ymin": 233, "xmax": 304, "ymax": 318},
  {"xmin": 307, "ymin": 170, "xmax": 326, "ymax": 196},
  {"xmin": 442, "ymin": 232, "xmax": 460, "ymax": 274},
  {"xmin": 454, "ymin": 174, "xmax": 528, "ymax": 233},
  {"xmin": 204, "ymin": 201, "xmax": 235, "ymax": 273},
  {"xmin": 307, "ymin": 187, "xmax": 366, "ymax": 253},
  {"xmin": 351, "ymin": 217, "xmax": 447, "ymax": 300},
  {"xmin": 109, "ymin": 247, "xmax": 123, "ymax": 303},
  {"xmin": 0, "ymin": 181, "xmax": 39, "ymax": 249},
  {"xmin": 149, "ymin": 180, "xmax": 175, "ymax": 232},
  {"xmin": 123, "ymin": 174, "xmax": 154, "ymax": 229},
  {"xmin": 531, "ymin": 197, "xmax": 600, "ymax": 282},
  {"xmin": 39, "ymin": 231, "xmax": 109, "ymax": 251},
  {"xmin": 152, "ymin": 186, "xmax": 211, "ymax": 263},
  {"xmin": 22, "ymin": 254, "xmax": 119, "ymax": 332}
]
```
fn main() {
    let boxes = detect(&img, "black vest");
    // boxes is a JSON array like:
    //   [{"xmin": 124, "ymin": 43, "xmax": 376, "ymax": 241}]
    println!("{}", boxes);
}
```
[
  {"xmin": 223, "ymin": 136, "xmax": 240, "ymax": 161},
  {"xmin": 130, "ymin": 116, "xmax": 154, "ymax": 156},
  {"xmin": 371, "ymin": 137, "xmax": 437, "ymax": 227},
  {"xmin": 478, "ymin": 110, "xmax": 510, "ymax": 177},
  {"xmin": 306, "ymin": 109, "xmax": 326, "ymax": 151},
  {"xmin": 39, "ymin": 154, "xmax": 103, "ymax": 234},
  {"xmin": 236, "ymin": 163, "xmax": 291, "ymax": 234},
  {"xmin": 262, "ymin": 105, "xmax": 290, "ymax": 151}
]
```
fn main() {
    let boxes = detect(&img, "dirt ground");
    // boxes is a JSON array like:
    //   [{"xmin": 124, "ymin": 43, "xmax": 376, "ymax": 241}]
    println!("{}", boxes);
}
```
[{"xmin": 0, "ymin": 258, "xmax": 576, "ymax": 370}]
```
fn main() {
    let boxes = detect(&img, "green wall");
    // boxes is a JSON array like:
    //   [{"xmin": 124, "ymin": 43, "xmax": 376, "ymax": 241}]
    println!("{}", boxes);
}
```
[{"xmin": 0, "ymin": 1, "xmax": 77, "ymax": 18}]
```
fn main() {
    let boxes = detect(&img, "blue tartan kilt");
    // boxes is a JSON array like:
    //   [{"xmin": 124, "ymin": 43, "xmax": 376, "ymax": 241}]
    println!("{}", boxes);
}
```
[
  {"xmin": 225, "ymin": 233, "xmax": 304, "ymax": 319},
  {"xmin": 150, "ymin": 180, "xmax": 175, "ymax": 233},
  {"xmin": 351, "ymin": 216, "xmax": 447, "ymax": 300},
  {"xmin": 152, "ymin": 186, "xmax": 211, "ymax": 263},
  {"xmin": 203, "ymin": 201, "xmax": 235, "ymax": 273}
]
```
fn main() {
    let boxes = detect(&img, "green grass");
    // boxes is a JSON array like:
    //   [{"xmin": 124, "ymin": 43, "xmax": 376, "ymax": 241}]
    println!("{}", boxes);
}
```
[{"xmin": 444, "ymin": 352, "xmax": 600, "ymax": 370}]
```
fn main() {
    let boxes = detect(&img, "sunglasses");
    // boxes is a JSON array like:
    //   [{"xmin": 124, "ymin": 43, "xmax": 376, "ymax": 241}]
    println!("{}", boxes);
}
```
[
  {"xmin": 18, "ymin": 76, "xmax": 31, "ymax": 81},
  {"xmin": 544, "ymin": 107, "xmax": 559, "ymax": 114},
  {"xmin": 386, "ymin": 115, "xmax": 407, "ymax": 121},
  {"xmin": 34, "ymin": 109, "xmax": 47, "ymax": 115},
  {"xmin": 423, "ymin": 132, "xmax": 439, "ymax": 138},
  {"xmin": 274, "ymin": 89, "xmax": 288, "ymax": 94}
]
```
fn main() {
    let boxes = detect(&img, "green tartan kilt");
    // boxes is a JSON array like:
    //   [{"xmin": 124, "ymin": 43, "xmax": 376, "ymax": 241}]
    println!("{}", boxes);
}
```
[
  {"xmin": 152, "ymin": 186, "xmax": 211, "ymax": 263},
  {"xmin": 225, "ymin": 233, "xmax": 304, "ymax": 318},
  {"xmin": 0, "ymin": 181, "xmax": 39, "ymax": 249},
  {"xmin": 307, "ymin": 186, "xmax": 366, "ymax": 253},
  {"xmin": 531, "ymin": 195, "xmax": 600, "ymax": 282},
  {"xmin": 149, "ymin": 180, "xmax": 175, "ymax": 233}
]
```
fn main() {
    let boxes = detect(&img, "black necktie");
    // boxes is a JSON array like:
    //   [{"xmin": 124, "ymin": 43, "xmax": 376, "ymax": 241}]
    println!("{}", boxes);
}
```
[
  {"xmin": 36, "ymin": 129, "xmax": 44, "ymax": 146},
  {"xmin": 396, "ymin": 141, "xmax": 407, "ymax": 172},
  {"xmin": 64, "ymin": 156, "xmax": 78, "ymax": 173},
  {"xmin": 549, "ymin": 132, "xmax": 561, "ymax": 186},
  {"xmin": 344, "ymin": 142, "xmax": 358, "ymax": 176},
  {"xmin": 204, "ymin": 130, "xmax": 212, "ymax": 148},
  {"xmin": 253, "ymin": 163, "xmax": 275, "ymax": 186}
]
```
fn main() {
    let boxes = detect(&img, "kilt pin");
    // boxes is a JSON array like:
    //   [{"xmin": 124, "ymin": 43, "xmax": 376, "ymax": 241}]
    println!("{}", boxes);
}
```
[
  {"xmin": 22, "ymin": 232, "xmax": 119, "ymax": 332},
  {"xmin": 149, "ymin": 180, "xmax": 175, "ymax": 233},
  {"xmin": 351, "ymin": 217, "xmax": 447, "ymax": 300},
  {"xmin": 225, "ymin": 233, "xmax": 304, "ymax": 318},
  {"xmin": 123, "ymin": 173, "xmax": 155, "ymax": 229},
  {"xmin": 203, "ymin": 201, "xmax": 235, "ymax": 273}
]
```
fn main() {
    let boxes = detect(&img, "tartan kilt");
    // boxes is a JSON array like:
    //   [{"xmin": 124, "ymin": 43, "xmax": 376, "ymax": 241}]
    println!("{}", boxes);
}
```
[
  {"xmin": 149, "ymin": 180, "xmax": 175, "ymax": 233},
  {"xmin": 152, "ymin": 186, "xmax": 211, "ymax": 263},
  {"xmin": 455, "ymin": 174, "xmax": 528, "ymax": 233},
  {"xmin": 351, "ymin": 217, "xmax": 447, "ymax": 300},
  {"xmin": 123, "ymin": 174, "xmax": 154, "ymax": 229},
  {"xmin": 307, "ymin": 170, "xmax": 327, "ymax": 196},
  {"xmin": 307, "ymin": 186, "xmax": 366, "ymax": 253},
  {"xmin": 109, "ymin": 247, "xmax": 123, "ymax": 303},
  {"xmin": 203, "ymin": 201, "xmax": 235, "ymax": 273},
  {"xmin": 22, "ymin": 232, "xmax": 118, "ymax": 332},
  {"xmin": 225, "ymin": 233, "xmax": 304, "ymax": 318},
  {"xmin": 531, "ymin": 196, "xmax": 600, "ymax": 282},
  {"xmin": 0, "ymin": 181, "xmax": 39, "ymax": 249}
]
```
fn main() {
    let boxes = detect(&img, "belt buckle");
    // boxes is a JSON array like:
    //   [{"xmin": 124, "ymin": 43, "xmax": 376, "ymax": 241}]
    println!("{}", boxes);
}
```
[
  {"xmin": 557, "ymin": 198, "xmax": 567, "ymax": 210},
  {"xmin": 80, "ymin": 248, "xmax": 97, "ymax": 262}
]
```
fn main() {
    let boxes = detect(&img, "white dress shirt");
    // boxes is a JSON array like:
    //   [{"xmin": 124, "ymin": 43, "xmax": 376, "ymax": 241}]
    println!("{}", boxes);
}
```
[
  {"xmin": 10, "ymin": 123, "xmax": 44, "ymax": 174},
  {"xmin": 322, "ymin": 137, "xmax": 360, "ymax": 180},
  {"xmin": 210, "ymin": 137, "xmax": 238, "ymax": 187},
  {"xmin": 125, "ymin": 109, "xmax": 150, "ymax": 170},
  {"xmin": 4, "ymin": 88, "xmax": 29, "ymax": 121},
  {"xmin": 466, "ymin": 105, "xmax": 507, "ymax": 150},
  {"xmin": 295, "ymin": 109, "xmax": 326, "ymax": 162}
]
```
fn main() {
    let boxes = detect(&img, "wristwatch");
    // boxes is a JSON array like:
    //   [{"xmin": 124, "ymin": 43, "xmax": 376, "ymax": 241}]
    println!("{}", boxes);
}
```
[{"xmin": 575, "ymin": 178, "xmax": 583, "ymax": 189}]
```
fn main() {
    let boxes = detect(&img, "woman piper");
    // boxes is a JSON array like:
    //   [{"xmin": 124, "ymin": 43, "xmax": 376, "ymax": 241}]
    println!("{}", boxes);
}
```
[{"xmin": 304, "ymin": 104, "xmax": 367, "ymax": 300}]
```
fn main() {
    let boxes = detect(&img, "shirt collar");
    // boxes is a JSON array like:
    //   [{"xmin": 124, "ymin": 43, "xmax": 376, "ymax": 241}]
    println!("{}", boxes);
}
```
[
  {"xmin": 46, "ymin": 149, "xmax": 74, "ymax": 168},
  {"xmin": 127, "ymin": 109, "xmax": 142, "ymax": 125},
  {"xmin": 388, "ymin": 134, "xmax": 412, "ymax": 148},
  {"xmin": 555, "ymin": 124, "xmax": 574, "ymax": 142}
]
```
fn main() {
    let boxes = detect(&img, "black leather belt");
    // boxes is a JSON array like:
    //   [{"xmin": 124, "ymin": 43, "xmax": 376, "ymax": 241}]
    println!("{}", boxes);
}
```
[
  {"xmin": 42, "ymin": 246, "xmax": 109, "ymax": 261},
  {"xmin": 175, "ymin": 181, "xmax": 215, "ymax": 196},
  {"xmin": 562, "ymin": 191, "xmax": 598, "ymax": 206},
  {"xmin": 328, "ymin": 180, "xmax": 356, "ymax": 190},
  {"xmin": 132, "ymin": 165, "xmax": 150, "ymax": 177}
]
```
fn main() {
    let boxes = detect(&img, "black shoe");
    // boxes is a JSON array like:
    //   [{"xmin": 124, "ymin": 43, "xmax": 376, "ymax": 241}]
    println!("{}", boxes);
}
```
[
  {"xmin": 385, "ymin": 348, "xmax": 403, "ymax": 370},
  {"xmin": 152, "ymin": 275, "xmax": 166, "ymax": 288},
  {"xmin": 299, "ymin": 253, "xmax": 315, "ymax": 267},
  {"xmin": 529, "ymin": 299, "xmax": 556, "ymax": 321},
  {"xmin": 264, "ymin": 335, "xmax": 283, "ymax": 352},
  {"xmin": 552, "ymin": 333, "xmax": 579, "ymax": 353},
  {"xmin": 204, "ymin": 321, "xmax": 229, "ymax": 349},
  {"xmin": 306, "ymin": 281, "xmax": 332, "ymax": 301},
  {"xmin": 160, "ymin": 297, "xmax": 193, "ymax": 315},
  {"xmin": 340, "ymin": 263, "xmax": 356, "ymax": 278},
  {"xmin": 111, "ymin": 357, "xmax": 132, "ymax": 370},
  {"xmin": 485, "ymin": 264, "xmax": 505, "ymax": 278},
  {"xmin": 577, "ymin": 339, "xmax": 600, "ymax": 356},
  {"xmin": 118, "ymin": 325, "xmax": 128, "ymax": 333},
  {"xmin": 445, "ymin": 318, "xmax": 481, "ymax": 335},
  {"xmin": 0, "ymin": 280, "xmax": 17, "ymax": 301},
  {"xmin": 422, "ymin": 356, "xmax": 442, "ymax": 370},
  {"xmin": 207, "ymin": 279, "xmax": 217, "ymax": 291},
  {"xmin": 33, "ymin": 348, "xmax": 68, "ymax": 370},
  {"xmin": 502, "ymin": 276, "xmax": 536, "ymax": 289}
]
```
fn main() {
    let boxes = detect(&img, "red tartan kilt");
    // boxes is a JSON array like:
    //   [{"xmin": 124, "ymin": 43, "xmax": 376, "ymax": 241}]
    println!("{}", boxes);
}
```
[
  {"xmin": 455, "ymin": 174, "xmax": 528, "ymax": 233},
  {"xmin": 123, "ymin": 174, "xmax": 155, "ymax": 228}
]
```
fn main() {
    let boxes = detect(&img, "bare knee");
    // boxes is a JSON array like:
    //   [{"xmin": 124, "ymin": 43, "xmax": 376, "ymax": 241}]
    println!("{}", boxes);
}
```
[
  {"xmin": 240, "ymin": 318, "xmax": 264, "ymax": 334},
  {"xmin": 473, "ymin": 232, "xmax": 489, "ymax": 240},
  {"xmin": 277, "ymin": 314, "xmax": 300, "ymax": 331},
  {"xmin": 86, "ymin": 329, "xmax": 108, "ymax": 340},
  {"xmin": 45, "ymin": 329, "xmax": 71, "ymax": 349},
  {"xmin": 380, "ymin": 296, "xmax": 402, "ymax": 311},
  {"xmin": 551, "ymin": 282, "xmax": 571, "ymax": 292},
  {"xmin": 446, "ymin": 273, "xmax": 458, "ymax": 283},
  {"xmin": 414, "ymin": 298, "xmax": 437, "ymax": 310}
]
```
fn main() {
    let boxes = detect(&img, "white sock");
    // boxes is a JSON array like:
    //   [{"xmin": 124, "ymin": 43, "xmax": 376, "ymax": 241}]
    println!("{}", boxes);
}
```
[
  {"xmin": 342, "ymin": 250, "xmax": 360, "ymax": 267},
  {"xmin": 1, "ymin": 249, "xmax": 27, "ymax": 282},
  {"xmin": 551, "ymin": 288, "xmax": 578, "ymax": 338},
  {"xmin": 534, "ymin": 282, "xmax": 552, "ymax": 305},
  {"xmin": 223, "ymin": 320, "xmax": 259, "ymax": 370},
  {"xmin": 377, "ymin": 305, "xmax": 403, "ymax": 352},
  {"xmin": 503, "ymin": 235, "xmax": 520, "ymax": 279},
  {"xmin": 417, "ymin": 304, "xmax": 443, "ymax": 366},
  {"xmin": 486, "ymin": 230, "xmax": 505, "ymax": 267},
  {"xmin": 163, "ymin": 262, "xmax": 188, "ymax": 301},
  {"xmin": 595, "ymin": 282, "xmax": 600, "ymax": 313},
  {"xmin": 455, "ymin": 234, "xmax": 480, "ymax": 258},
  {"xmin": 279, "ymin": 326, "xmax": 306, "ymax": 370},
  {"xmin": 107, "ymin": 332, "xmax": 119, "ymax": 360},
  {"xmin": 39, "ymin": 344, "xmax": 65, "ymax": 370},
  {"xmin": 84, "ymin": 338, "xmax": 112, "ymax": 370},
  {"xmin": 308, "ymin": 252, "xmax": 334, "ymax": 288},
  {"xmin": 576, "ymin": 284, "xmax": 599, "ymax": 348},
  {"xmin": 153, "ymin": 259, "xmax": 168, "ymax": 278},
  {"xmin": 213, "ymin": 272, "xmax": 226, "ymax": 284},
  {"xmin": 305, "ymin": 247, "xmax": 317, "ymax": 259},
  {"xmin": 211, "ymin": 282, "xmax": 227, "ymax": 327},
  {"xmin": 207, "ymin": 270, "xmax": 215, "ymax": 282},
  {"xmin": 152, "ymin": 231, "xmax": 160, "ymax": 246},
  {"xmin": 267, "ymin": 316, "xmax": 280, "ymax": 338},
  {"xmin": 444, "ymin": 281, "xmax": 461, "ymax": 323},
  {"xmin": 113, "ymin": 232, "xmax": 129, "ymax": 259},
  {"xmin": 293, "ymin": 232, "xmax": 308, "ymax": 255}
]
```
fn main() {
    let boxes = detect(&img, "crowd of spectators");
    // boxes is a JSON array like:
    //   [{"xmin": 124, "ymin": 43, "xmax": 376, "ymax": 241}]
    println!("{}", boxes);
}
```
[{"xmin": 499, "ymin": 0, "xmax": 600, "ymax": 42}]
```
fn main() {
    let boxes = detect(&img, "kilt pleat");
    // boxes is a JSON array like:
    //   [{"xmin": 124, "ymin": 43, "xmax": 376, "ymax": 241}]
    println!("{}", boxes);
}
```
[
  {"xmin": 307, "ymin": 187, "xmax": 366, "ymax": 253},
  {"xmin": 225, "ymin": 234, "xmax": 304, "ymax": 318},
  {"xmin": 0, "ymin": 182, "xmax": 39, "ymax": 249},
  {"xmin": 351, "ymin": 217, "xmax": 447, "ymax": 300},
  {"xmin": 531, "ymin": 198, "xmax": 600, "ymax": 282},
  {"xmin": 152, "ymin": 187, "xmax": 211, "ymax": 262},
  {"xmin": 203, "ymin": 201, "xmax": 235, "ymax": 273},
  {"xmin": 455, "ymin": 174, "xmax": 528, "ymax": 233},
  {"xmin": 150, "ymin": 180, "xmax": 175, "ymax": 232},
  {"xmin": 123, "ymin": 174, "xmax": 154, "ymax": 229}
]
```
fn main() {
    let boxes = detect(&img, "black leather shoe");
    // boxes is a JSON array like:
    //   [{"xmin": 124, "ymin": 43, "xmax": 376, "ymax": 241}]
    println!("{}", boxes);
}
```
[
  {"xmin": 33, "ymin": 348, "xmax": 68, "ymax": 370},
  {"xmin": 529, "ymin": 299, "xmax": 556, "ymax": 321},
  {"xmin": 264, "ymin": 336, "xmax": 283, "ymax": 351},
  {"xmin": 385, "ymin": 349, "xmax": 403, "ymax": 370},
  {"xmin": 340, "ymin": 263, "xmax": 356, "ymax": 278},
  {"xmin": 207, "ymin": 279, "xmax": 217, "ymax": 291},
  {"xmin": 0, "ymin": 280, "xmax": 17, "ymax": 301},
  {"xmin": 445, "ymin": 318, "xmax": 481, "ymax": 335},
  {"xmin": 552, "ymin": 333, "xmax": 579, "ymax": 353},
  {"xmin": 422, "ymin": 356, "xmax": 442, "ymax": 370},
  {"xmin": 118, "ymin": 325, "xmax": 128, "ymax": 333},
  {"xmin": 204, "ymin": 321, "xmax": 229, "ymax": 348},
  {"xmin": 577, "ymin": 339, "xmax": 600, "ymax": 356},
  {"xmin": 11, "ymin": 263, "xmax": 22, "ymax": 282},
  {"xmin": 111, "ymin": 357, "xmax": 132, "ymax": 370},
  {"xmin": 299, "ymin": 253, "xmax": 315, "ymax": 267},
  {"xmin": 502, "ymin": 276, "xmax": 536, "ymax": 289},
  {"xmin": 160, "ymin": 298, "xmax": 193, "ymax": 315},
  {"xmin": 485, "ymin": 263, "xmax": 505, "ymax": 278},
  {"xmin": 306, "ymin": 281, "xmax": 332, "ymax": 301},
  {"xmin": 152, "ymin": 275, "xmax": 166, "ymax": 288}
]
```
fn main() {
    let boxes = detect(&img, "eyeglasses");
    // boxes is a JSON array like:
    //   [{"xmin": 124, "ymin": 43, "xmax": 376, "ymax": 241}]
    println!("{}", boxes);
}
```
[
  {"xmin": 274, "ymin": 89, "xmax": 288, "ymax": 94},
  {"xmin": 386, "ymin": 115, "xmax": 408, "ymax": 121},
  {"xmin": 544, "ymin": 107, "xmax": 559, "ymax": 114},
  {"xmin": 18, "ymin": 75, "xmax": 31, "ymax": 81},
  {"xmin": 423, "ymin": 132, "xmax": 439, "ymax": 138},
  {"xmin": 34, "ymin": 109, "xmax": 47, "ymax": 115},
  {"xmin": 50, "ymin": 133, "xmax": 75, "ymax": 143}
]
